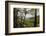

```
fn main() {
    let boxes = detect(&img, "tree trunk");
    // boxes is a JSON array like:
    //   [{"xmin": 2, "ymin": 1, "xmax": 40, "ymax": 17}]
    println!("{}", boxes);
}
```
[{"xmin": 34, "ymin": 9, "xmax": 37, "ymax": 27}]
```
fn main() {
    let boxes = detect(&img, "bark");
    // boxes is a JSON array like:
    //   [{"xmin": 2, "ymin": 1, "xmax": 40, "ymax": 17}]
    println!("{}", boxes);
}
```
[{"xmin": 34, "ymin": 9, "xmax": 37, "ymax": 27}]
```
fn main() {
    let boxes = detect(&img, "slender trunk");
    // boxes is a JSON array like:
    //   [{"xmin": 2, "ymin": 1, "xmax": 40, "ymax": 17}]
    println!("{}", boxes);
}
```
[
  {"xmin": 34, "ymin": 9, "xmax": 37, "ymax": 27},
  {"xmin": 20, "ymin": 16, "xmax": 22, "ymax": 25}
]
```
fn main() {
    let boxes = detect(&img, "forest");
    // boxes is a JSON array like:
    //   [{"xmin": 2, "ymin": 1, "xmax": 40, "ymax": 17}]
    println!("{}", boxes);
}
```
[{"xmin": 14, "ymin": 8, "xmax": 39, "ymax": 28}]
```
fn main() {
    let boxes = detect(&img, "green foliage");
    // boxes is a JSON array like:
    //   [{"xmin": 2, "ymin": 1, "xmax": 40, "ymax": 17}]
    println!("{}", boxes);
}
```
[{"xmin": 17, "ymin": 16, "xmax": 39, "ymax": 27}]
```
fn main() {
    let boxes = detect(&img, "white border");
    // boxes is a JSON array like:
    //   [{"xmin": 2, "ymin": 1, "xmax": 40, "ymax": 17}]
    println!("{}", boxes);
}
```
[{"xmin": 8, "ymin": 3, "xmax": 43, "ymax": 33}]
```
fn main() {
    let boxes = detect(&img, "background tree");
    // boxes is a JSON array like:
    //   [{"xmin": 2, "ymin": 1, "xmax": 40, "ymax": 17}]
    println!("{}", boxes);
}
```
[
  {"xmin": 14, "ymin": 8, "xmax": 20, "ymax": 27},
  {"xmin": 18, "ymin": 8, "xmax": 25, "ymax": 27},
  {"xmin": 30, "ymin": 9, "xmax": 37, "ymax": 27}
]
